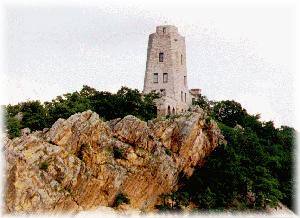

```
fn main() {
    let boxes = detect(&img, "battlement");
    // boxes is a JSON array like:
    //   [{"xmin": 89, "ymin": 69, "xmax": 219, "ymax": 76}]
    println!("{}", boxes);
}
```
[
  {"xmin": 156, "ymin": 25, "xmax": 178, "ymax": 35},
  {"xmin": 190, "ymin": 89, "xmax": 201, "ymax": 96}
]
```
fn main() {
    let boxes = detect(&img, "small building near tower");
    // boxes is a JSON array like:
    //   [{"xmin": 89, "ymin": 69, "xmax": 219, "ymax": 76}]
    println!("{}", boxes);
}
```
[{"xmin": 143, "ymin": 25, "xmax": 201, "ymax": 115}]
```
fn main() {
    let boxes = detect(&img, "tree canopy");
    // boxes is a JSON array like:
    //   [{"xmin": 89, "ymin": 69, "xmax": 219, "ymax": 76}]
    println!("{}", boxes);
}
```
[
  {"xmin": 159, "ymin": 96, "xmax": 296, "ymax": 212},
  {"xmin": 4, "ymin": 85, "xmax": 159, "ymax": 137}
]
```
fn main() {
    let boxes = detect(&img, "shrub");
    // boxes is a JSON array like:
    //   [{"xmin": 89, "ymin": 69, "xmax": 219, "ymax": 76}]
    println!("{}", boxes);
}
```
[
  {"xmin": 113, "ymin": 193, "xmax": 130, "ymax": 207},
  {"xmin": 113, "ymin": 147, "xmax": 125, "ymax": 159},
  {"xmin": 165, "ymin": 148, "xmax": 172, "ymax": 156},
  {"xmin": 39, "ymin": 161, "xmax": 49, "ymax": 171}
]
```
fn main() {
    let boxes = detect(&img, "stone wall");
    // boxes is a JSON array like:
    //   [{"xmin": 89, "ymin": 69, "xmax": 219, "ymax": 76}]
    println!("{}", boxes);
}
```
[{"xmin": 143, "ymin": 25, "xmax": 192, "ymax": 115}]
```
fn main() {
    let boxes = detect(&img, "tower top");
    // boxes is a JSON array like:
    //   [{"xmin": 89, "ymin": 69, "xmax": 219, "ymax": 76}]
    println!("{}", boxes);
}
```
[
  {"xmin": 155, "ymin": 25, "xmax": 178, "ymax": 35},
  {"xmin": 143, "ymin": 24, "xmax": 201, "ymax": 116}
]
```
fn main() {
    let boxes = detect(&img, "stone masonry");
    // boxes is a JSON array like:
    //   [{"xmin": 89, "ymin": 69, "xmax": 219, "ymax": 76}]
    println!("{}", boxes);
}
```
[{"xmin": 143, "ymin": 25, "xmax": 200, "ymax": 115}]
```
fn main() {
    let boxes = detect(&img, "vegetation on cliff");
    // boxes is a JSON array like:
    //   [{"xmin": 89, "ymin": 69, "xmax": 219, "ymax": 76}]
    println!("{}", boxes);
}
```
[
  {"xmin": 157, "ymin": 97, "xmax": 295, "ymax": 212},
  {"xmin": 4, "ymin": 85, "xmax": 159, "ymax": 138},
  {"xmin": 3, "ymin": 87, "xmax": 295, "ymax": 212}
]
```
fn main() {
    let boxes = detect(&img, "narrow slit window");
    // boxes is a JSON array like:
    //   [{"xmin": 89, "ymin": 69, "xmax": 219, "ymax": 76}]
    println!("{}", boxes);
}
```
[
  {"xmin": 163, "ymin": 73, "xmax": 168, "ymax": 83},
  {"xmin": 153, "ymin": 73, "xmax": 158, "ymax": 83},
  {"xmin": 184, "ymin": 76, "xmax": 187, "ymax": 86},
  {"xmin": 181, "ymin": 54, "xmax": 183, "ymax": 65},
  {"xmin": 163, "ymin": 27, "xmax": 166, "ymax": 33},
  {"xmin": 181, "ymin": 91, "xmax": 183, "ymax": 101},
  {"xmin": 185, "ymin": 93, "xmax": 187, "ymax": 102},
  {"xmin": 159, "ymin": 52, "xmax": 164, "ymax": 62}
]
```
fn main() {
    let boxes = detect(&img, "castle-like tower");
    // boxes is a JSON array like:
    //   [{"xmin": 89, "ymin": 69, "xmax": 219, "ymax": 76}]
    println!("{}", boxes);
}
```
[{"xmin": 143, "ymin": 25, "xmax": 200, "ymax": 115}]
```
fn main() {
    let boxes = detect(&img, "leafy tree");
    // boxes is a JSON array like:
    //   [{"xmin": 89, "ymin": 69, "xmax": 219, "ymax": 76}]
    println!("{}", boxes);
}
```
[
  {"xmin": 20, "ymin": 101, "xmax": 48, "ymax": 131},
  {"xmin": 156, "ymin": 99, "xmax": 295, "ymax": 212},
  {"xmin": 192, "ymin": 94, "xmax": 212, "ymax": 114},
  {"xmin": 5, "ymin": 116, "xmax": 21, "ymax": 138},
  {"xmin": 173, "ymin": 124, "xmax": 285, "ymax": 210},
  {"xmin": 79, "ymin": 85, "xmax": 98, "ymax": 97},
  {"xmin": 4, "ymin": 85, "xmax": 159, "ymax": 137},
  {"xmin": 5, "ymin": 104, "xmax": 21, "ymax": 117},
  {"xmin": 140, "ymin": 91, "xmax": 160, "ymax": 121},
  {"xmin": 212, "ymin": 100, "xmax": 247, "ymax": 127}
]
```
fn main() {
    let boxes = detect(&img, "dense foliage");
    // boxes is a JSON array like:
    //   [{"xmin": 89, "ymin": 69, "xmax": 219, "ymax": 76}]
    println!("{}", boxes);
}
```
[
  {"xmin": 156, "ymin": 98, "xmax": 295, "ymax": 212},
  {"xmin": 4, "ymin": 85, "xmax": 159, "ymax": 137},
  {"xmin": 3, "ymin": 89, "xmax": 295, "ymax": 212}
]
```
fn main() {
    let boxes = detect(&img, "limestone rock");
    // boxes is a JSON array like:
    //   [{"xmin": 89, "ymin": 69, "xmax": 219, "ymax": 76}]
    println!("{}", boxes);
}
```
[
  {"xmin": 21, "ymin": 128, "xmax": 31, "ymax": 136},
  {"xmin": 4, "ymin": 110, "xmax": 225, "ymax": 213}
]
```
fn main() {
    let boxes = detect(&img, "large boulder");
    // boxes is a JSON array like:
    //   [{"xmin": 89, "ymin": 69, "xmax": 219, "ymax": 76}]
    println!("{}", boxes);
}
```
[{"xmin": 4, "ymin": 110, "xmax": 225, "ymax": 213}]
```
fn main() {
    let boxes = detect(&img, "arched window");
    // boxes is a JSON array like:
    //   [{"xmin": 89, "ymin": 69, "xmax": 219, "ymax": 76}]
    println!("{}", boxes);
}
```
[
  {"xmin": 167, "ymin": 105, "xmax": 171, "ymax": 115},
  {"xmin": 172, "ymin": 108, "xmax": 175, "ymax": 115}
]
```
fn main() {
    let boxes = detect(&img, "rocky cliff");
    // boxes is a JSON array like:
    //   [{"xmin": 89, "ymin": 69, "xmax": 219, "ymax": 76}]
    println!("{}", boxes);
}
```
[{"xmin": 4, "ymin": 109, "xmax": 225, "ymax": 213}]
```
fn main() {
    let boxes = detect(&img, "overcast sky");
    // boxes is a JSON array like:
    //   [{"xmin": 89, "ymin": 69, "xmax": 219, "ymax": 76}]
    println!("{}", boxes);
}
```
[{"xmin": 2, "ymin": 0, "xmax": 297, "ymax": 128}]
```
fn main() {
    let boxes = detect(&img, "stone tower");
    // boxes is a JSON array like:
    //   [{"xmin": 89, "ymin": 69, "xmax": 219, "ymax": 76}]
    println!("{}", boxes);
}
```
[{"xmin": 143, "ymin": 25, "xmax": 199, "ymax": 115}]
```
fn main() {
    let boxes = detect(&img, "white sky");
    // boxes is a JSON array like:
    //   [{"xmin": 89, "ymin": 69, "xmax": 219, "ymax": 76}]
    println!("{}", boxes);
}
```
[{"xmin": 1, "ymin": 0, "xmax": 298, "ymax": 128}]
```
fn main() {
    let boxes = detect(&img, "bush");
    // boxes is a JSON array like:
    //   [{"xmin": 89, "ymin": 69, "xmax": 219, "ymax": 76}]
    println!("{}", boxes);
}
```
[
  {"xmin": 155, "ymin": 191, "xmax": 191, "ymax": 212},
  {"xmin": 39, "ymin": 161, "xmax": 49, "ymax": 171},
  {"xmin": 165, "ymin": 148, "xmax": 172, "ymax": 156},
  {"xmin": 113, "ymin": 147, "xmax": 125, "ymax": 159},
  {"xmin": 113, "ymin": 193, "xmax": 130, "ymax": 207}
]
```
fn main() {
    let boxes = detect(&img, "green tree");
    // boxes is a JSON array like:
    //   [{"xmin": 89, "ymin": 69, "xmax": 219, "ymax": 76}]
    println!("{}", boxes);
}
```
[
  {"xmin": 20, "ymin": 101, "xmax": 48, "ymax": 131},
  {"xmin": 5, "ymin": 116, "xmax": 21, "ymax": 138},
  {"xmin": 192, "ymin": 94, "xmax": 212, "ymax": 114},
  {"xmin": 212, "ymin": 100, "xmax": 247, "ymax": 127},
  {"xmin": 4, "ymin": 85, "xmax": 159, "ymax": 137},
  {"xmin": 170, "ymin": 115, "xmax": 294, "ymax": 211}
]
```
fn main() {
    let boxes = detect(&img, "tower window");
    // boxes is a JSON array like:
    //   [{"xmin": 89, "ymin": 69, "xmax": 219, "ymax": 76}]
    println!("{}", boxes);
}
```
[
  {"xmin": 181, "ymin": 91, "xmax": 183, "ymax": 101},
  {"xmin": 184, "ymin": 76, "xmax": 187, "ymax": 86},
  {"xmin": 159, "ymin": 52, "xmax": 164, "ymax": 62},
  {"xmin": 163, "ymin": 73, "xmax": 168, "ymax": 83},
  {"xmin": 185, "ymin": 93, "xmax": 187, "ymax": 102},
  {"xmin": 181, "ymin": 54, "xmax": 183, "ymax": 65},
  {"xmin": 163, "ymin": 27, "xmax": 166, "ymax": 33},
  {"xmin": 153, "ymin": 73, "xmax": 158, "ymax": 83}
]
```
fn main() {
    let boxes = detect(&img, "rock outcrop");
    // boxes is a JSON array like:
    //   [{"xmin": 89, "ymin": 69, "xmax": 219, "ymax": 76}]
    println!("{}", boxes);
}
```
[{"xmin": 4, "ymin": 110, "xmax": 225, "ymax": 213}]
